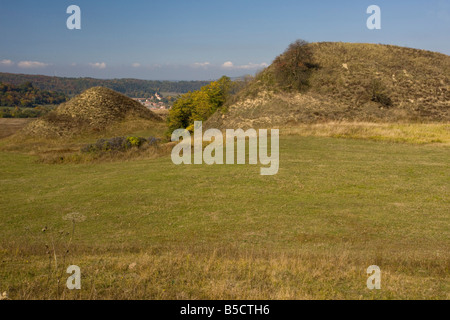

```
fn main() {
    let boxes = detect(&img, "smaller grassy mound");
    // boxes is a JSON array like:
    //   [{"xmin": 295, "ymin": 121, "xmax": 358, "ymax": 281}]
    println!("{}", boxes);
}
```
[
  {"xmin": 1, "ymin": 88, "xmax": 167, "ymax": 163},
  {"xmin": 21, "ymin": 87, "xmax": 161, "ymax": 138}
]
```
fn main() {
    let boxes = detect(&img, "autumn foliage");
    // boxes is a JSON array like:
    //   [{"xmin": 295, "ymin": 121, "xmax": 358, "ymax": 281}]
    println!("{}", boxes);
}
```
[
  {"xmin": 0, "ymin": 81, "xmax": 67, "ymax": 107},
  {"xmin": 167, "ymin": 76, "xmax": 232, "ymax": 133}
]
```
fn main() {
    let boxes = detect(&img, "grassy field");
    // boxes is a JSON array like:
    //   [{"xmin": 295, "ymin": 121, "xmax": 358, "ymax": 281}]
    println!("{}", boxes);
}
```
[
  {"xmin": 284, "ymin": 122, "xmax": 450, "ymax": 145},
  {"xmin": 0, "ymin": 126, "xmax": 448, "ymax": 299}
]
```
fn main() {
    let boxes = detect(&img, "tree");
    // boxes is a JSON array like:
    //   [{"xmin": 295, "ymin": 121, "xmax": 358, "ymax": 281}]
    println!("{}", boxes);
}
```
[
  {"xmin": 272, "ymin": 39, "xmax": 318, "ymax": 91},
  {"xmin": 167, "ymin": 76, "xmax": 232, "ymax": 134},
  {"xmin": 167, "ymin": 92, "xmax": 196, "ymax": 133}
]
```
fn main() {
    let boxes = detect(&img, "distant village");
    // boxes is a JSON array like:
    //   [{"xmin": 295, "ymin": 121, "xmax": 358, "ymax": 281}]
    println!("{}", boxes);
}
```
[{"xmin": 132, "ymin": 93, "xmax": 170, "ymax": 110}]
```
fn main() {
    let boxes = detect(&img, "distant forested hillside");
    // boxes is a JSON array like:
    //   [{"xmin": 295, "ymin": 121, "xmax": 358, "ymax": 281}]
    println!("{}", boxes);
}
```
[
  {"xmin": 0, "ymin": 82, "xmax": 67, "ymax": 107},
  {"xmin": 0, "ymin": 73, "xmax": 211, "ymax": 98}
]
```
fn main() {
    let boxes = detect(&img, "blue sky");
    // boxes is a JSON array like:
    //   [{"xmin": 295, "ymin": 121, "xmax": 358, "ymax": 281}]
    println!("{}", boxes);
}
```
[{"xmin": 0, "ymin": 0, "xmax": 449, "ymax": 80}]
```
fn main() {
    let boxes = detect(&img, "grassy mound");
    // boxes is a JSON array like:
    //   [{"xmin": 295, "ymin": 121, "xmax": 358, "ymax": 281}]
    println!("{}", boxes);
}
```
[
  {"xmin": 20, "ymin": 87, "xmax": 161, "ymax": 138},
  {"xmin": 207, "ymin": 42, "xmax": 450, "ymax": 129}
]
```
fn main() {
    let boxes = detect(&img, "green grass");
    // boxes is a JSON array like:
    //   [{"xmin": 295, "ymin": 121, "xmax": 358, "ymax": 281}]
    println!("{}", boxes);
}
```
[{"xmin": 0, "ymin": 135, "xmax": 449, "ymax": 299}]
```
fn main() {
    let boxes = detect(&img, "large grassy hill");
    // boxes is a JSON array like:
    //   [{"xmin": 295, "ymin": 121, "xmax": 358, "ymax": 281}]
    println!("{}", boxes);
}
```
[{"xmin": 207, "ymin": 42, "xmax": 450, "ymax": 129}]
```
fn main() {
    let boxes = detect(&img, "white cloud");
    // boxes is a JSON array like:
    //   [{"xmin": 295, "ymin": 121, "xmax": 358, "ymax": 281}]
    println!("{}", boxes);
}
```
[
  {"xmin": 131, "ymin": 63, "xmax": 141, "ymax": 68},
  {"xmin": 222, "ymin": 61, "xmax": 234, "ymax": 68},
  {"xmin": 193, "ymin": 62, "xmax": 211, "ymax": 68},
  {"xmin": 89, "ymin": 62, "xmax": 106, "ymax": 69},
  {"xmin": 222, "ymin": 61, "xmax": 268, "ymax": 70},
  {"xmin": 240, "ymin": 62, "xmax": 269, "ymax": 70},
  {"xmin": 0, "ymin": 59, "xmax": 14, "ymax": 67},
  {"xmin": 17, "ymin": 61, "xmax": 48, "ymax": 68}
]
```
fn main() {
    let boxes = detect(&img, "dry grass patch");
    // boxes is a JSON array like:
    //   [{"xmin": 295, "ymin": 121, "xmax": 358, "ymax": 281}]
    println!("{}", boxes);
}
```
[
  {"xmin": 0, "ymin": 119, "xmax": 33, "ymax": 139},
  {"xmin": 283, "ymin": 122, "xmax": 450, "ymax": 145},
  {"xmin": 1, "ymin": 245, "xmax": 448, "ymax": 300}
]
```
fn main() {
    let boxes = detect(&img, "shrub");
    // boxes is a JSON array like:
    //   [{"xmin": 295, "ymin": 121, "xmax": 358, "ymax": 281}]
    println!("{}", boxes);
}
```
[
  {"xmin": 0, "ymin": 106, "xmax": 48, "ymax": 118},
  {"xmin": 81, "ymin": 136, "xmax": 160, "ymax": 154},
  {"xmin": 148, "ymin": 137, "xmax": 161, "ymax": 147},
  {"xmin": 127, "ymin": 136, "xmax": 146, "ymax": 148},
  {"xmin": 272, "ymin": 39, "xmax": 319, "ymax": 92},
  {"xmin": 369, "ymin": 79, "xmax": 393, "ymax": 108}
]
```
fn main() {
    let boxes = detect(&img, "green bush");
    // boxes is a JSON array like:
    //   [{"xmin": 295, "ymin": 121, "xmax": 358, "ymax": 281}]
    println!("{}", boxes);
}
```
[
  {"xmin": 0, "ymin": 106, "xmax": 49, "ymax": 118},
  {"xmin": 127, "ymin": 136, "xmax": 146, "ymax": 147},
  {"xmin": 167, "ymin": 76, "xmax": 232, "ymax": 134}
]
